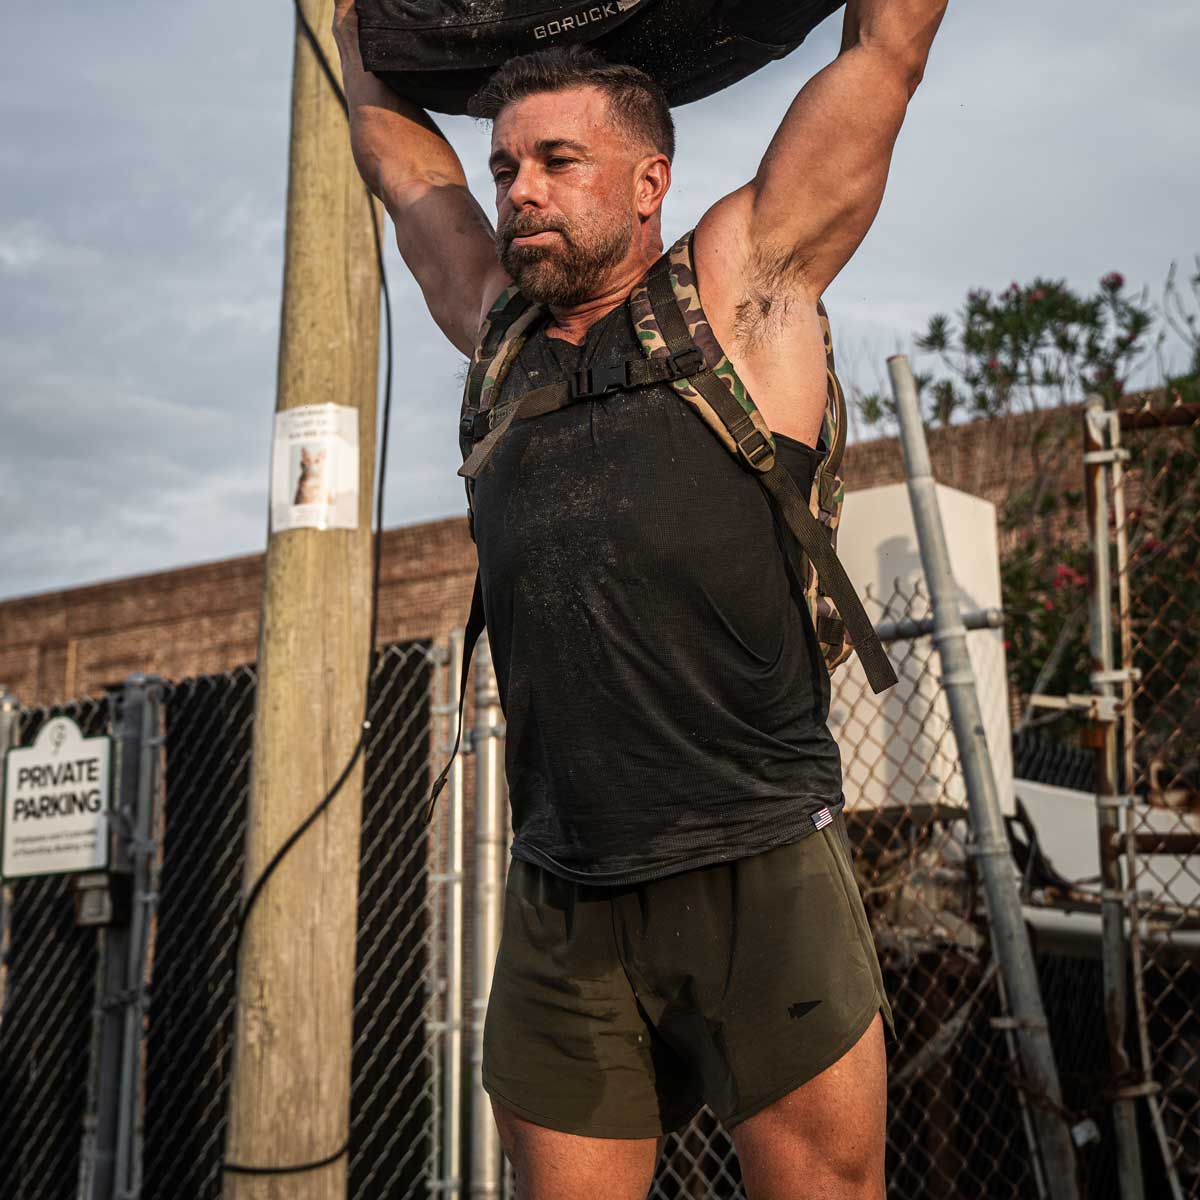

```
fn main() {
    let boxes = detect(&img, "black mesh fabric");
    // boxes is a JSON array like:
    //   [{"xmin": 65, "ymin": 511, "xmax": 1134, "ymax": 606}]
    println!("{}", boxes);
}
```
[{"xmin": 471, "ymin": 301, "xmax": 843, "ymax": 885}]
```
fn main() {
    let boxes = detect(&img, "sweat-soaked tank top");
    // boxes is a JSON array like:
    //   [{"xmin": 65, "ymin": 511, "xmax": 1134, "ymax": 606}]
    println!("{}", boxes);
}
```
[{"xmin": 471, "ymin": 297, "xmax": 843, "ymax": 886}]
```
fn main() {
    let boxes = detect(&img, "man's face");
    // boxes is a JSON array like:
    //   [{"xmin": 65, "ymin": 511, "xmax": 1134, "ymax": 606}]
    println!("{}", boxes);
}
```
[{"xmin": 490, "ymin": 86, "xmax": 641, "ymax": 307}]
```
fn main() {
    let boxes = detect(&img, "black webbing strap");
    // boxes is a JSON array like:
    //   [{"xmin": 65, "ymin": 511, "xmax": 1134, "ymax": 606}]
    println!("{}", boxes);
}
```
[
  {"xmin": 457, "ymin": 382, "xmax": 571, "ymax": 480},
  {"xmin": 424, "ymin": 570, "xmax": 487, "ymax": 823},
  {"xmin": 463, "ymin": 356, "xmax": 491, "ymax": 423},
  {"xmin": 458, "ymin": 400, "xmax": 521, "ymax": 481},
  {"xmin": 644, "ymin": 253, "xmax": 896, "ymax": 694},
  {"xmin": 759, "ymin": 463, "xmax": 897, "ymax": 694},
  {"xmin": 563, "ymin": 350, "xmax": 705, "ymax": 403},
  {"xmin": 458, "ymin": 347, "xmax": 711, "ymax": 481},
  {"xmin": 690, "ymin": 337, "xmax": 893, "ymax": 690},
  {"xmin": 646, "ymin": 256, "xmax": 696, "ymax": 356}
]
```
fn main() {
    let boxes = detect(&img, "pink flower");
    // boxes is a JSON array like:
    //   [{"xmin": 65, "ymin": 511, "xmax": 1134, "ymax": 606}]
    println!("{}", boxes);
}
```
[
  {"xmin": 1030, "ymin": 288, "xmax": 1047, "ymax": 302},
  {"xmin": 1101, "ymin": 271, "xmax": 1125, "ymax": 291}
]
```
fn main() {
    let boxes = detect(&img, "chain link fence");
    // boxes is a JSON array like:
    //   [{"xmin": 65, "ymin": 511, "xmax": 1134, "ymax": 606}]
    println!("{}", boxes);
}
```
[
  {"xmin": 0, "ymin": 642, "xmax": 448, "ymax": 1200},
  {"xmin": 0, "ymin": 696, "xmax": 114, "ymax": 1200},
  {"xmin": 0, "ymin": 696, "xmax": 110, "ymax": 1200},
  {"xmin": 635, "ymin": 578, "xmax": 1076, "ymax": 1199},
  {"xmin": 141, "ymin": 667, "xmax": 254, "ymax": 1196},
  {"xmin": 841, "ymin": 583, "xmax": 1039, "ymax": 1200},
  {"xmin": 1112, "ymin": 402, "xmax": 1200, "ymax": 1197},
  {"xmin": 1, "ymin": 570, "xmax": 1163, "ymax": 1198},
  {"xmin": 142, "ymin": 641, "xmax": 443, "ymax": 1199}
]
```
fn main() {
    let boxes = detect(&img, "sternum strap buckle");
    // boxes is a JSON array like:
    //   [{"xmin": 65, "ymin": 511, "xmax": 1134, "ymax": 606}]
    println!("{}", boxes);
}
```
[{"xmin": 569, "ymin": 362, "xmax": 630, "ymax": 400}]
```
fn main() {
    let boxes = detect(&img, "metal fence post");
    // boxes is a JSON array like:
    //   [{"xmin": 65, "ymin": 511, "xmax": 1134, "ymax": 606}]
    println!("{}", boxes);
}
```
[
  {"xmin": 83, "ymin": 674, "xmax": 160, "ymax": 1200},
  {"xmin": 0, "ymin": 687, "xmax": 17, "ymax": 1025},
  {"xmin": 0, "ymin": 685, "xmax": 16, "ymax": 751},
  {"xmin": 888, "ymin": 356, "xmax": 1081, "ymax": 1200},
  {"xmin": 120, "ymin": 674, "xmax": 160, "ymax": 1200},
  {"xmin": 470, "ymin": 636, "xmax": 505, "ymax": 1200},
  {"xmin": 444, "ymin": 630, "xmax": 466, "ymax": 1200},
  {"xmin": 1082, "ymin": 397, "xmax": 1149, "ymax": 1199}
]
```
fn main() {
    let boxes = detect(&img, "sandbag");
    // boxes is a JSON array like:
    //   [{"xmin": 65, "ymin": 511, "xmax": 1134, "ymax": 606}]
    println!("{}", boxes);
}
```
[{"xmin": 357, "ymin": 0, "xmax": 844, "ymax": 115}]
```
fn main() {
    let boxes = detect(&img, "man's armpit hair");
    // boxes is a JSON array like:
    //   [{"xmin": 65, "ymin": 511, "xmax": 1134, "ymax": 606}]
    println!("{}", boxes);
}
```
[{"xmin": 732, "ymin": 241, "xmax": 814, "ymax": 350}]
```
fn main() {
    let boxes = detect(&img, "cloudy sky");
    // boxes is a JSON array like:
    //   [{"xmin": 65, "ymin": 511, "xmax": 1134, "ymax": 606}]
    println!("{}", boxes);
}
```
[{"xmin": 2, "ymin": 0, "xmax": 1197, "ymax": 602}]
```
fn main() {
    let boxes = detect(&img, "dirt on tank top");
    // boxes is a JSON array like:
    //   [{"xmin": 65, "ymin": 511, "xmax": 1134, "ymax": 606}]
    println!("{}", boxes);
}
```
[{"xmin": 470, "ymin": 296, "xmax": 843, "ymax": 886}]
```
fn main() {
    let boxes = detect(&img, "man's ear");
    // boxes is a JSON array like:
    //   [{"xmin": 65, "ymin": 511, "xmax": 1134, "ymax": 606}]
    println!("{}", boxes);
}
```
[{"xmin": 636, "ymin": 154, "xmax": 671, "ymax": 219}]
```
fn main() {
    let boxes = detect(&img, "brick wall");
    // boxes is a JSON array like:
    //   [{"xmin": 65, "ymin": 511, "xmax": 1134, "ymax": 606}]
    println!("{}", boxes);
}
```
[
  {"xmin": 0, "ymin": 409, "xmax": 1085, "ymax": 708},
  {"xmin": 0, "ymin": 518, "xmax": 478, "ymax": 707},
  {"xmin": 843, "ymin": 405, "xmax": 1084, "ymax": 529}
]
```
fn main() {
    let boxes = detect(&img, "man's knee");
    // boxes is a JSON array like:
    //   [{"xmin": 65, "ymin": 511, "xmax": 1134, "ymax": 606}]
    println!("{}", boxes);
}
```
[
  {"xmin": 729, "ymin": 1013, "xmax": 887, "ymax": 1199},
  {"xmin": 491, "ymin": 1098, "xmax": 662, "ymax": 1200}
]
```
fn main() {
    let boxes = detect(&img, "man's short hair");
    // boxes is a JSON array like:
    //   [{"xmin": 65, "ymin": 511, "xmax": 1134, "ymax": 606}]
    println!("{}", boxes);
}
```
[{"xmin": 469, "ymin": 46, "xmax": 676, "ymax": 162}]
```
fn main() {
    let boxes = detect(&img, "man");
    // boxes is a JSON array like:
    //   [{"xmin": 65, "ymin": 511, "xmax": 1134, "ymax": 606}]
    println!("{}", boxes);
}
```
[{"xmin": 334, "ymin": 1, "xmax": 945, "ymax": 1195}]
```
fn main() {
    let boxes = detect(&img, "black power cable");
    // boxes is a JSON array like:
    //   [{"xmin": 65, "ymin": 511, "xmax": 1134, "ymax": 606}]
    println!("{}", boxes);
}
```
[{"xmin": 222, "ymin": 1, "xmax": 395, "ymax": 1178}]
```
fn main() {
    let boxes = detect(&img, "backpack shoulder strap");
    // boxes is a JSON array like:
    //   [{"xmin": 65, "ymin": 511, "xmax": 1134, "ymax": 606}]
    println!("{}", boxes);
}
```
[
  {"xmin": 815, "ymin": 300, "xmax": 848, "ymax": 515},
  {"xmin": 458, "ymin": 282, "xmax": 704, "ymax": 485},
  {"xmin": 817, "ymin": 301, "xmax": 847, "ymax": 473},
  {"xmin": 757, "ymin": 463, "xmax": 896, "ymax": 693},
  {"xmin": 632, "ymin": 231, "xmax": 897, "ymax": 695},
  {"xmin": 458, "ymin": 287, "xmax": 544, "ymax": 537},
  {"xmin": 461, "ymin": 287, "xmax": 545, "ymax": 441},
  {"xmin": 629, "ymin": 232, "xmax": 777, "ymax": 471}
]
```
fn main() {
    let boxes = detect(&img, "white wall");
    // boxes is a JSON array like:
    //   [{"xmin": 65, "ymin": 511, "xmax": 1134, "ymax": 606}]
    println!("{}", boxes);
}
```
[{"xmin": 829, "ymin": 482, "xmax": 1015, "ymax": 816}]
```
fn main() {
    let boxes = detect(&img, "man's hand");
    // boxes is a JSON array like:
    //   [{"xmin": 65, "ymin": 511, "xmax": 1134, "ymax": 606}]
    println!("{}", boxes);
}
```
[{"xmin": 332, "ymin": 0, "xmax": 509, "ymax": 356}]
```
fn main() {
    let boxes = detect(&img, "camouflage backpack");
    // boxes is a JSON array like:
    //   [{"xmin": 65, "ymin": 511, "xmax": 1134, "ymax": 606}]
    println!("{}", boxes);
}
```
[{"xmin": 426, "ymin": 230, "xmax": 896, "ymax": 819}]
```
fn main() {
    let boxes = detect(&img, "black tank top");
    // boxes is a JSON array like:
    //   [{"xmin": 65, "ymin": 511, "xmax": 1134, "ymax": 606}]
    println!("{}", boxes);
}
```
[{"xmin": 471, "ymin": 300, "xmax": 843, "ymax": 885}]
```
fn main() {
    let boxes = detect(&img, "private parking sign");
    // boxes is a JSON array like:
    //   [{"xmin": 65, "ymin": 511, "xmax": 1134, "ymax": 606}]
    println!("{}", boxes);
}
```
[{"xmin": 2, "ymin": 715, "xmax": 112, "ymax": 879}]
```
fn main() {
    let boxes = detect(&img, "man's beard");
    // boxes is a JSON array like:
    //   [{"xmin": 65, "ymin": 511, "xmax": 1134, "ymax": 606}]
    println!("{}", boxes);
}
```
[{"xmin": 496, "ymin": 211, "xmax": 633, "ymax": 307}]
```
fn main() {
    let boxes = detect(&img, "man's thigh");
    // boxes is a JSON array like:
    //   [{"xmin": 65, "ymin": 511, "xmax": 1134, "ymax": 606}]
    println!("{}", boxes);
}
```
[
  {"xmin": 492, "ymin": 1099, "xmax": 665, "ymax": 1200},
  {"xmin": 729, "ymin": 1013, "xmax": 887, "ymax": 1200},
  {"xmin": 483, "ymin": 859, "xmax": 703, "ymax": 1138},
  {"xmin": 620, "ymin": 814, "xmax": 892, "ymax": 1130}
]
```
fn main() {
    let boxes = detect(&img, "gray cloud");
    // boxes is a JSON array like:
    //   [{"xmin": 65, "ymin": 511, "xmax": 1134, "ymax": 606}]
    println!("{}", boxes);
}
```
[{"xmin": 2, "ymin": 0, "xmax": 1197, "ymax": 600}]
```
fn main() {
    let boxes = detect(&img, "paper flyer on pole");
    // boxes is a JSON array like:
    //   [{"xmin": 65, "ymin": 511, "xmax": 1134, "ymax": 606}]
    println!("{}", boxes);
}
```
[{"xmin": 270, "ymin": 403, "xmax": 359, "ymax": 532}]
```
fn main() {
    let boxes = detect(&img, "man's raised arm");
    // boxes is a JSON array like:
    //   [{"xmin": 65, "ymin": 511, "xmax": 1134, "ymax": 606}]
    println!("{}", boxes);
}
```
[
  {"xmin": 705, "ymin": 0, "xmax": 948, "ymax": 299},
  {"xmin": 333, "ymin": 1, "xmax": 509, "ymax": 356}
]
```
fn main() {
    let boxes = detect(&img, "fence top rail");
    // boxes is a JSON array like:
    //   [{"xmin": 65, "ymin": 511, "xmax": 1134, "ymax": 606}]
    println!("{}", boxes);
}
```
[{"xmin": 1119, "ymin": 402, "xmax": 1200, "ymax": 431}]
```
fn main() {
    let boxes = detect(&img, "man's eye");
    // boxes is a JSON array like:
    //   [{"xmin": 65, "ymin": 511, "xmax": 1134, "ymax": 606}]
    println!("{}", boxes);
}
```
[
  {"xmin": 547, "ymin": 157, "xmax": 573, "ymax": 168},
  {"xmin": 493, "ymin": 170, "xmax": 513, "ymax": 186}
]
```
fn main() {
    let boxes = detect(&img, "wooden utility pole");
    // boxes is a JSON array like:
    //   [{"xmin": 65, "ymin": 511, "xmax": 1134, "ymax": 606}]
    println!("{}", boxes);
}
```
[{"xmin": 224, "ymin": 1, "xmax": 380, "ymax": 1195}]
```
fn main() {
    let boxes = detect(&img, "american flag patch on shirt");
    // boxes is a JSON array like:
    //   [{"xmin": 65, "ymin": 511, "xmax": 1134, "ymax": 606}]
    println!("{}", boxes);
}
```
[{"xmin": 812, "ymin": 806, "xmax": 833, "ymax": 832}]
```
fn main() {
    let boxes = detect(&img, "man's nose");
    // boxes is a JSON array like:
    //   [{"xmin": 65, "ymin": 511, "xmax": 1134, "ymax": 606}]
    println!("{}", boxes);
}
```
[{"xmin": 506, "ymin": 163, "xmax": 546, "ymax": 210}]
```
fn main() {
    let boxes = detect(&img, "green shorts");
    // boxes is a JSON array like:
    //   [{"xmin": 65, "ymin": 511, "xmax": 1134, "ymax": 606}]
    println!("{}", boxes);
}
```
[{"xmin": 482, "ymin": 812, "xmax": 893, "ymax": 1138}]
